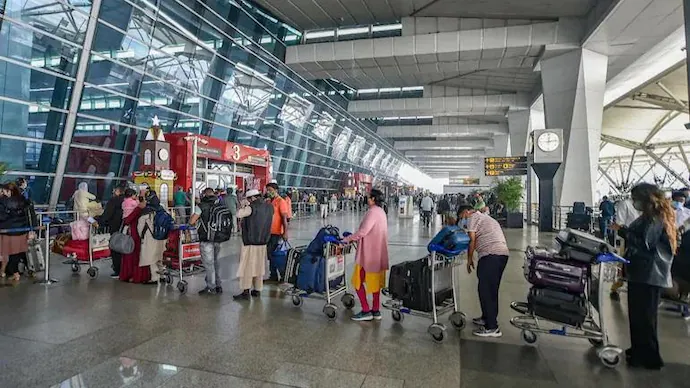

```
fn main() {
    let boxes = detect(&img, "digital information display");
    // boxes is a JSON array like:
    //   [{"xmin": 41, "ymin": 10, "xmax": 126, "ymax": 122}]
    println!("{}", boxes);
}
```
[{"xmin": 484, "ymin": 156, "xmax": 528, "ymax": 176}]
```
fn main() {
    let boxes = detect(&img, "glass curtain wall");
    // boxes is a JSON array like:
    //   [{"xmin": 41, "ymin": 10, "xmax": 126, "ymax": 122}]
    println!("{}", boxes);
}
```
[{"xmin": 0, "ymin": 0, "xmax": 405, "ymax": 206}]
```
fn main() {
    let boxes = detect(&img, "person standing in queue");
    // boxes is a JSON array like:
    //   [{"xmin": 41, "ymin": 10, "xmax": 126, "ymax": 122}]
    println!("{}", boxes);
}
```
[
  {"xmin": 233, "ymin": 189, "xmax": 274, "ymax": 300},
  {"xmin": 342, "ymin": 189, "xmax": 389, "ymax": 321},
  {"xmin": 266, "ymin": 182, "xmax": 289, "ymax": 282},
  {"xmin": 190, "ymin": 188, "xmax": 224, "ymax": 295},
  {"xmin": 457, "ymin": 202, "xmax": 509, "ymax": 338},
  {"xmin": 98, "ymin": 185, "xmax": 125, "ymax": 278},
  {"xmin": 0, "ymin": 183, "xmax": 32, "ymax": 282},
  {"xmin": 224, "ymin": 187, "xmax": 238, "ymax": 233},
  {"xmin": 610, "ymin": 183, "xmax": 675, "ymax": 370}
]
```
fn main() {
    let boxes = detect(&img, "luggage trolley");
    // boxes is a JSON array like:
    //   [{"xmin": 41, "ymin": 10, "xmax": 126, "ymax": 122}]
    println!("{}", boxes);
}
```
[
  {"xmin": 161, "ymin": 225, "xmax": 204, "ymax": 294},
  {"xmin": 64, "ymin": 224, "xmax": 111, "ymax": 279},
  {"xmin": 285, "ymin": 239, "xmax": 357, "ymax": 321},
  {"xmin": 510, "ymin": 251, "xmax": 629, "ymax": 368},
  {"xmin": 383, "ymin": 245, "xmax": 467, "ymax": 343}
]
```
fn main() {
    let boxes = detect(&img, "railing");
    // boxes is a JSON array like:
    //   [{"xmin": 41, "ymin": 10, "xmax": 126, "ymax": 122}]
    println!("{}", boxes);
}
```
[{"xmin": 519, "ymin": 202, "xmax": 600, "ymax": 232}]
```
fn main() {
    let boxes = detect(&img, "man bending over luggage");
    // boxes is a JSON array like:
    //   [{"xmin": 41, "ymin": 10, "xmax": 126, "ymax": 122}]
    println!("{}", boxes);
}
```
[{"xmin": 457, "ymin": 203, "xmax": 510, "ymax": 338}]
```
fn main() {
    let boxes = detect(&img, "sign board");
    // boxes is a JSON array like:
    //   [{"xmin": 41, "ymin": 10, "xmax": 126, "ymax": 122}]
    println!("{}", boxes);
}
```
[
  {"xmin": 181, "ymin": 243, "xmax": 201, "ymax": 260},
  {"xmin": 327, "ymin": 254, "xmax": 345, "ymax": 280},
  {"xmin": 484, "ymin": 156, "xmax": 528, "ymax": 176}
]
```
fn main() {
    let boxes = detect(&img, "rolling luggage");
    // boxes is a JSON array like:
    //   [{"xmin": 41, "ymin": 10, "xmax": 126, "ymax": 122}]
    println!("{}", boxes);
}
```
[
  {"xmin": 296, "ymin": 252, "xmax": 321, "ymax": 293},
  {"xmin": 388, "ymin": 261, "xmax": 410, "ymax": 300},
  {"xmin": 555, "ymin": 229, "xmax": 611, "ymax": 263},
  {"xmin": 388, "ymin": 257, "xmax": 454, "ymax": 312},
  {"xmin": 284, "ymin": 246, "xmax": 304, "ymax": 285},
  {"xmin": 528, "ymin": 287, "xmax": 587, "ymax": 327},
  {"xmin": 525, "ymin": 253, "xmax": 588, "ymax": 294},
  {"xmin": 25, "ymin": 239, "xmax": 45, "ymax": 273}
]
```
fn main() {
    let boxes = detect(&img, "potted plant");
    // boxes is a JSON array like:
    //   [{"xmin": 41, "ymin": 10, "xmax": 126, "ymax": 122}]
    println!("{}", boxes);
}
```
[{"xmin": 493, "ymin": 177, "xmax": 524, "ymax": 228}]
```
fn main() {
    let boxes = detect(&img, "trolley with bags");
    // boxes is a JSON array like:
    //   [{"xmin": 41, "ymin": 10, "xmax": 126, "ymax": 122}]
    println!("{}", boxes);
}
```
[
  {"xmin": 282, "ymin": 227, "xmax": 357, "ymax": 320},
  {"xmin": 510, "ymin": 229, "xmax": 629, "ymax": 368},
  {"xmin": 382, "ymin": 244, "xmax": 468, "ymax": 343},
  {"xmin": 62, "ymin": 220, "xmax": 111, "ymax": 279},
  {"xmin": 161, "ymin": 225, "xmax": 204, "ymax": 294}
]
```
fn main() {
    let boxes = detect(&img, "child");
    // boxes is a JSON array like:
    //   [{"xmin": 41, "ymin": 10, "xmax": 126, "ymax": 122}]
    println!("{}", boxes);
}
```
[{"xmin": 121, "ymin": 188, "xmax": 139, "ymax": 219}]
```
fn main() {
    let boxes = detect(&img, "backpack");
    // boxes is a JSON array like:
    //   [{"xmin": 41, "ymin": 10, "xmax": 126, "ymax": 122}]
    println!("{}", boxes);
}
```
[
  {"xmin": 439, "ymin": 229, "xmax": 470, "ymax": 253},
  {"xmin": 199, "ymin": 203, "xmax": 233, "ymax": 243},
  {"xmin": 148, "ymin": 209, "xmax": 174, "ymax": 240},
  {"xmin": 306, "ymin": 225, "xmax": 340, "ymax": 255}
]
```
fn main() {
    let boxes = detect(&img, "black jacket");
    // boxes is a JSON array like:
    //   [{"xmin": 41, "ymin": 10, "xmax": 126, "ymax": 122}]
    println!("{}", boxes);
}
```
[
  {"xmin": 621, "ymin": 216, "xmax": 674, "ymax": 288},
  {"xmin": 242, "ymin": 200, "xmax": 274, "ymax": 246},
  {"xmin": 0, "ymin": 196, "xmax": 33, "ymax": 235},
  {"xmin": 99, "ymin": 194, "xmax": 124, "ymax": 231}
]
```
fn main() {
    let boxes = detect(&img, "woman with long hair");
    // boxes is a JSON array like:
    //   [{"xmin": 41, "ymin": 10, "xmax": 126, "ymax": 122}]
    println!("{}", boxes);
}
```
[
  {"xmin": 342, "ymin": 189, "xmax": 389, "ymax": 321},
  {"xmin": 0, "ymin": 182, "xmax": 32, "ymax": 281},
  {"xmin": 612, "ymin": 183, "xmax": 676, "ymax": 370}
]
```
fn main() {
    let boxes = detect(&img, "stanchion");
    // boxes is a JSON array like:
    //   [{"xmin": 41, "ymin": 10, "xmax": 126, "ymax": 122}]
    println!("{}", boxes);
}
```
[{"xmin": 35, "ymin": 217, "xmax": 58, "ymax": 285}]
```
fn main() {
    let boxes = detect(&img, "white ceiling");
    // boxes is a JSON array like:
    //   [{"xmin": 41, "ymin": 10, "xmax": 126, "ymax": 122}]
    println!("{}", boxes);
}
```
[{"xmin": 255, "ymin": 0, "xmax": 595, "ymax": 30}]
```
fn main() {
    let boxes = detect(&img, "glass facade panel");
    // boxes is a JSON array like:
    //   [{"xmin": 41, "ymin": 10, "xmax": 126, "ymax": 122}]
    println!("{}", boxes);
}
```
[{"xmin": 0, "ymin": 0, "xmax": 406, "ymax": 205}]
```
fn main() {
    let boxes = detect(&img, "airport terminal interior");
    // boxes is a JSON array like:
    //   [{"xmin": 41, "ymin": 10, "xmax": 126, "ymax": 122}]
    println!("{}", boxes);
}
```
[{"xmin": 2, "ymin": 0, "xmax": 690, "ymax": 387}]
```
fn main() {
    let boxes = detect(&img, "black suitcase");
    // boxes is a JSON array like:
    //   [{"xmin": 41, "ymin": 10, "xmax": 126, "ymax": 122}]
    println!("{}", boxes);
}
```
[
  {"xmin": 399, "ymin": 257, "xmax": 453, "ymax": 312},
  {"xmin": 388, "ymin": 261, "xmax": 410, "ymax": 300},
  {"xmin": 566, "ymin": 213, "xmax": 591, "ymax": 231},
  {"xmin": 555, "ymin": 228, "xmax": 612, "ymax": 263},
  {"xmin": 528, "ymin": 287, "xmax": 587, "ymax": 327}
]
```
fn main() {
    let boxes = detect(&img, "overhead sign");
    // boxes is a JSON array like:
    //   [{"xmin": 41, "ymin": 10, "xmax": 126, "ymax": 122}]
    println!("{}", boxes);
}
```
[{"xmin": 484, "ymin": 156, "xmax": 528, "ymax": 177}]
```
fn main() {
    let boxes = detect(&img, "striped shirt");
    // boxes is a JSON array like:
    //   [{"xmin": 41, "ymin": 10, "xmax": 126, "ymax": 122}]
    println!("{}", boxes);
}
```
[{"xmin": 467, "ymin": 212, "xmax": 509, "ymax": 259}]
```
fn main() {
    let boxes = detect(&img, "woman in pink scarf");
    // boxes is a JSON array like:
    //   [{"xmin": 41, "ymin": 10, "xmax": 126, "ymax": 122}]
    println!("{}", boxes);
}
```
[{"xmin": 342, "ymin": 189, "xmax": 389, "ymax": 321}]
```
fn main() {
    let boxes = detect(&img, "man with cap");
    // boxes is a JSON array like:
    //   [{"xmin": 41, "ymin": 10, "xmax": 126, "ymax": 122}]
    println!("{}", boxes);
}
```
[
  {"xmin": 233, "ymin": 189, "xmax": 274, "ymax": 300},
  {"xmin": 266, "ymin": 182, "xmax": 289, "ymax": 281}
]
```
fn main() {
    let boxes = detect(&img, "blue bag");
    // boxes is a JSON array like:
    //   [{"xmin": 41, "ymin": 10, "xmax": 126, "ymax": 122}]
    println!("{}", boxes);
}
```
[
  {"xmin": 306, "ymin": 225, "xmax": 340, "ymax": 254},
  {"xmin": 296, "ymin": 252, "xmax": 321, "ymax": 293},
  {"xmin": 271, "ymin": 240, "xmax": 291, "ymax": 277}
]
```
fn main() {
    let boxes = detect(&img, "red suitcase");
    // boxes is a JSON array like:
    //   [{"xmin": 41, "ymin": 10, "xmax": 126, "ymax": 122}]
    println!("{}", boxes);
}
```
[{"xmin": 62, "ymin": 239, "xmax": 111, "ymax": 261}]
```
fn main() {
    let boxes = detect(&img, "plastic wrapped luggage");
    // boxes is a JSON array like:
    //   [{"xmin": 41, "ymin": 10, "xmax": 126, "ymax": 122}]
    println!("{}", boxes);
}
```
[
  {"xmin": 62, "ymin": 239, "xmax": 110, "ymax": 261},
  {"xmin": 524, "ymin": 249, "xmax": 588, "ymax": 294},
  {"xmin": 527, "ymin": 287, "xmax": 587, "ymax": 327},
  {"xmin": 555, "ymin": 229, "xmax": 611, "ymax": 263}
]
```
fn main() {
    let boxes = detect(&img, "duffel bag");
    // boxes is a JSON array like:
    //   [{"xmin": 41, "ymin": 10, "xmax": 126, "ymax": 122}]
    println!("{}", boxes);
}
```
[{"xmin": 109, "ymin": 226, "xmax": 134, "ymax": 255}]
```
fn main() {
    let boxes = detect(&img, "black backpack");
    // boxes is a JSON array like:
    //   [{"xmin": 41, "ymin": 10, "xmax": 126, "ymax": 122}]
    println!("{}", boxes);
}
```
[{"xmin": 199, "ymin": 202, "xmax": 233, "ymax": 243}]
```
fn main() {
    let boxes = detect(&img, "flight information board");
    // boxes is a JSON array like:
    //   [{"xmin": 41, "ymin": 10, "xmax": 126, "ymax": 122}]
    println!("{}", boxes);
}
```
[{"xmin": 484, "ymin": 156, "xmax": 528, "ymax": 176}]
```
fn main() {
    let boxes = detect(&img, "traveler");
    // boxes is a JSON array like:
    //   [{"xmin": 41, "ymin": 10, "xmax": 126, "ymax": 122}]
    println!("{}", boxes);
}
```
[
  {"xmin": 610, "ymin": 197, "xmax": 641, "ymax": 300},
  {"xmin": 233, "ymin": 189, "xmax": 274, "ymax": 300},
  {"xmin": 320, "ymin": 191, "xmax": 329, "ymax": 219},
  {"xmin": 672, "ymin": 191, "xmax": 690, "ymax": 229},
  {"xmin": 610, "ymin": 183, "xmax": 676, "ymax": 370},
  {"xmin": 599, "ymin": 196, "xmax": 615, "ymax": 241},
  {"xmin": 0, "ymin": 183, "xmax": 32, "ymax": 281},
  {"xmin": 266, "ymin": 183, "xmax": 289, "ymax": 281},
  {"xmin": 681, "ymin": 187, "xmax": 690, "ymax": 209},
  {"xmin": 457, "ymin": 202, "xmax": 509, "ymax": 338},
  {"xmin": 437, "ymin": 195, "xmax": 451, "ymax": 223},
  {"xmin": 16, "ymin": 177, "xmax": 30, "ymax": 200},
  {"xmin": 224, "ymin": 187, "xmax": 239, "ymax": 233},
  {"xmin": 472, "ymin": 194, "xmax": 486, "ymax": 211},
  {"xmin": 669, "ymin": 190, "xmax": 690, "ymax": 318},
  {"xmin": 173, "ymin": 186, "xmax": 188, "ymax": 223},
  {"xmin": 420, "ymin": 193, "xmax": 433, "ymax": 226},
  {"xmin": 342, "ymin": 189, "xmax": 390, "ymax": 321},
  {"xmin": 73, "ymin": 182, "xmax": 96, "ymax": 219},
  {"xmin": 190, "ymin": 188, "xmax": 226, "ymax": 295},
  {"xmin": 119, "ymin": 190, "xmax": 153, "ymax": 284},
  {"xmin": 283, "ymin": 192, "xmax": 293, "ymax": 223},
  {"xmin": 98, "ymin": 185, "xmax": 125, "ymax": 278}
]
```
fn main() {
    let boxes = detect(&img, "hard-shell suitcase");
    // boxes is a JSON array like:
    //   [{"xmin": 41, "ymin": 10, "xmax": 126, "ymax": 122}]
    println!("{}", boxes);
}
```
[
  {"xmin": 401, "ymin": 257, "xmax": 453, "ymax": 312},
  {"xmin": 388, "ymin": 261, "xmax": 410, "ymax": 300},
  {"xmin": 555, "ymin": 229, "xmax": 611, "ymax": 263},
  {"xmin": 25, "ymin": 239, "xmax": 46, "ymax": 273},
  {"xmin": 528, "ymin": 287, "xmax": 587, "ymax": 327},
  {"xmin": 526, "ymin": 253, "xmax": 588, "ymax": 294}
]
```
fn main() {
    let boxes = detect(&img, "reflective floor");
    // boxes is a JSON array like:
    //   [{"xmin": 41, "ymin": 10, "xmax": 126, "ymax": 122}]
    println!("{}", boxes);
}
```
[{"xmin": 1, "ymin": 211, "xmax": 689, "ymax": 387}]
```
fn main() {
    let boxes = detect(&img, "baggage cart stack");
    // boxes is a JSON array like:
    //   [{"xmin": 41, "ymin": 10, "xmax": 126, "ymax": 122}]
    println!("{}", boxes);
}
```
[
  {"xmin": 382, "ymin": 245, "xmax": 467, "ymax": 343},
  {"xmin": 63, "ymin": 223, "xmax": 111, "ymax": 279},
  {"xmin": 509, "ymin": 229, "xmax": 629, "ymax": 368},
  {"xmin": 284, "ymin": 240, "xmax": 357, "ymax": 321},
  {"xmin": 161, "ymin": 225, "xmax": 204, "ymax": 294}
]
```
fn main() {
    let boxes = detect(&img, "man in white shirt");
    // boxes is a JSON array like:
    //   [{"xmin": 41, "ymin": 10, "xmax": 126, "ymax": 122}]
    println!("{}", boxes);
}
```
[
  {"xmin": 420, "ymin": 194, "xmax": 434, "ymax": 226},
  {"xmin": 672, "ymin": 191, "xmax": 690, "ymax": 230},
  {"xmin": 610, "ymin": 197, "xmax": 641, "ymax": 300}
]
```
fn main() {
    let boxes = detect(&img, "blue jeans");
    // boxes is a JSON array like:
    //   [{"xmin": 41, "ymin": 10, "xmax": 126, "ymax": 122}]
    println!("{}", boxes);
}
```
[
  {"xmin": 599, "ymin": 216, "xmax": 611, "ymax": 240},
  {"xmin": 200, "ymin": 242, "xmax": 221, "ymax": 289}
]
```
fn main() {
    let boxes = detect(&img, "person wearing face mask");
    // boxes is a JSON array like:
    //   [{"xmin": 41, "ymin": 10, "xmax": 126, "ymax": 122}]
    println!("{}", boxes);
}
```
[
  {"xmin": 610, "ymin": 183, "xmax": 676, "ymax": 370},
  {"xmin": 664, "ymin": 191, "xmax": 690, "ymax": 318},
  {"xmin": 265, "ymin": 182, "xmax": 289, "ymax": 282},
  {"xmin": 672, "ymin": 191, "xmax": 690, "ymax": 229},
  {"xmin": 457, "ymin": 202, "xmax": 509, "ymax": 338}
]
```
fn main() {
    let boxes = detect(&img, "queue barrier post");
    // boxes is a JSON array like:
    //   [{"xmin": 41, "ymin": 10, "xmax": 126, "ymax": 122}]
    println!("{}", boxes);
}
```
[{"xmin": 35, "ymin": 217, "xmax": 58, "ymax": 285}]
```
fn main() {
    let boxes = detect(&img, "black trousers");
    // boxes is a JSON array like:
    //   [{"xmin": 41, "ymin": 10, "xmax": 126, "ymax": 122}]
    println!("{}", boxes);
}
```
[
  {"xmin": 111, "ymin": 251, "xmax": 122, "ymax": 275},
  {"xmin": 627, "ymin": 282, "xmax": 664, "ymax": 367},
  {"xmin": 267, "ymin": 234, "xmax": 282, "ymax": 279},
  {"xmin": 6, "ymin": 253, "xmax": 25, "ymax": 276},
  {"xmin": 477, "ymin": 254, "xmax": 509, "ymax": 330}
]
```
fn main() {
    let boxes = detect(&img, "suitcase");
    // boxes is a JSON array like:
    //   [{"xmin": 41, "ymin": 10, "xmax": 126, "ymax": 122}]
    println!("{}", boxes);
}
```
[
  {"xmin": 62, "ymin": 239, "xmax": 110, "ymax": 261},
  {"xmin": 25, "ymin": 239, "xmax": 46, "ymax": 273},
  {"xmin": 284, "ymin": 246, "xmax": 305, "ymax": 285},
  {"xmin": 555, "ymin": 229, "xmax": 611, "ymax": 263},
  {"xmin": 566, "ymin": 213, "xmax": 591, "ymax": 231},
  {"xmin": 525, "ymin": 250, "xmax": 588, "ymax": 294},
  {"xmin": 394, "ymin": 257, "xmax": 454, "ymax": 312},
  {"xmin": 528, "ymin": 287, "xmax": 588, "ymax": 327},
  {"xmin": 388, "ymin": 261, "xmax": 410, "ymax": 300}
]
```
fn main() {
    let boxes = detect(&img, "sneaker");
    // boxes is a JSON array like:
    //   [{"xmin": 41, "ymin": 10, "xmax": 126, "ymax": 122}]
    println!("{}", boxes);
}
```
[
  {"xmin": 472, "ymin": 327, "xmax": 502, "ymax": 338},
  {"xmin": 198, "ymin": 288, "xmax": 216, "ymax": 296},
  {"xmin": 351, "ymin": 311, "xmax": 373, "ymax": 321},
  {"xmin": 372, "ymin": 311, "xmax": 382, "ymax": 321},
  {"xmin": 215, "ymin": 286, "xmax": 223, "ymax": 294},
  {"xmin": 233, "ymin": 291, "xmax": 250, "ymax": 301},
  {"xmin": 472, "ymin": 317, "xmax": 485, "ymax": 326},
  {"xmin": 250, "ymin": 290, "xmax": 260, "ymax": 297},
  {"xmin": 110, "ymin": 273, "xmax": 119, "ymax": 279}
]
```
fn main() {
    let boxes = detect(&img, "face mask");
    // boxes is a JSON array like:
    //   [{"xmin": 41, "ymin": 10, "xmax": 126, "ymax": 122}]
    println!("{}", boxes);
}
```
[
  {"xmin": 267, "ymin": 191, "xmax": 276, "ymax": 198},
  {"xmin": 673, "ymin": 201, "xmax": 683, "ymax": 210},
  {"xmin": 632, "ymin": 200, "xmax": 644, "ymax": 211}
]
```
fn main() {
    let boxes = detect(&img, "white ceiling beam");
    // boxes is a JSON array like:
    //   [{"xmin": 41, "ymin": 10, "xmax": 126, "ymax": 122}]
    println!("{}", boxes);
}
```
[
  {"xmin": 395, "ymin": 139, "xmax": 492, "ymax": 150},
  {"xmin": 405, "ymin": 150, "xmax": 489, "ymax": 158},
  {"xmin": 377, "ymin": 123, "xmax": 507, "ymax": 138},
  {"xmin": 348, "ymin": 94, "xmax": 527, "ymax": 117}
]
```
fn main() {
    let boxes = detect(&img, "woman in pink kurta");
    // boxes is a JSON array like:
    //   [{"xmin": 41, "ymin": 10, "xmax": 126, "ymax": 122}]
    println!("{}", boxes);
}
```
[{"xmin": 342, "ymin": 189, "xmax": 389, "ymax": 321}]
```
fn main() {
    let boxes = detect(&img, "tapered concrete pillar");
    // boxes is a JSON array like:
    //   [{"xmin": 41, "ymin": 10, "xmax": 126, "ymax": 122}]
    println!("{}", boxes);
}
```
[
  {"xmin": 541, "ymin": 49, "xmax": 608, "ymax": 206},
  {"xmin": 507, "ymin": 110, "xmax": 530, "ymax": 157}
]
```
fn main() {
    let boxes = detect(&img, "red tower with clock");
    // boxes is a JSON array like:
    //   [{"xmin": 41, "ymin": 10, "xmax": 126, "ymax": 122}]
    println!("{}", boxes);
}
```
[{"xmin": 133, "ymin": 116, "xmax": 176, "ymax": 205}]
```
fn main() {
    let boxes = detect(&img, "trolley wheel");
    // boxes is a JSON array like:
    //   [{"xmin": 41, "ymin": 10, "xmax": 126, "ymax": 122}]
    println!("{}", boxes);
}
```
[
  {"xmin": 164, "ymin": 274, "xmax": 173, "ymax": 285},
  {"xmin": 428, "ymin": 323, "xmax": 446, "ymax": 343},
  {"xmin": 292, "ymin": 295, "xmax": 303, "ymax": 307},
  {"xmin": 177, "ymin": 280, "xmax": 188, "ymax": 294},
  {"xmin": 341, "ymin": 293, "xmax": 355, "ymax": 310},
  {"xmin": 323, "ymin": 304, "xmax": 337, "ymax": 321},
  {"xmin": 87, "ymin": 267, "xmax": 98, "ymax": 279},
  {"xmin": 598, "ymin": 347, "xmax": 622, "ymax": 368},
  {"xmin": 391, "ymin": 310, "xmax": 404, "ymax": 322},
  {"xmin": 449, "ymin": 312, "xmax": 466, "ymax": 331},
  {"xmin": 522, "ymin": 330, "xmax": 538, "ymax": 344},
  {"xmin": 588, "ymin": 337, "xmax": 604, "ymax": 347},
  {"xmin": 71, "ymin": 263, "xmax": 81, "ymax": 273}
]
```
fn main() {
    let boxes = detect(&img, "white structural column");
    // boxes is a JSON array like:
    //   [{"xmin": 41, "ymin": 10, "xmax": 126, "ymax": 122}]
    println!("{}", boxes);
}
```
[
  {"xmin": 541, "ymin": 49, "xmax": 608, "ymax": 206},
  {"xmin": 507, "ymin": 110, "xmax": 530, "ymax": 157}
]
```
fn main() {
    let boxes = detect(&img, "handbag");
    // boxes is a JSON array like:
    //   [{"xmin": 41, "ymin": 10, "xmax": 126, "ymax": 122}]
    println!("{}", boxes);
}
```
[
  {"xmin": 70, "ymin": 219, "xmax": 90, "ymax": 241},
  {"xmin": 109, "ymin": 225, "xmax": 134, "ymax": 255}
]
